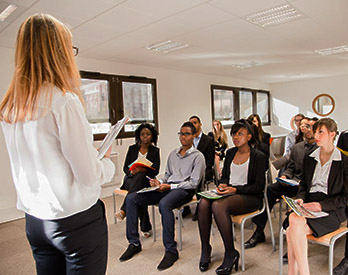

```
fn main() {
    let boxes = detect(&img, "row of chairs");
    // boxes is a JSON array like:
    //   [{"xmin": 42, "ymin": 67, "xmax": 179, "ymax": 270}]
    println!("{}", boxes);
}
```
[{"xmin": 112, "ymin": 168, "xmax": 348, "ymax": 273}]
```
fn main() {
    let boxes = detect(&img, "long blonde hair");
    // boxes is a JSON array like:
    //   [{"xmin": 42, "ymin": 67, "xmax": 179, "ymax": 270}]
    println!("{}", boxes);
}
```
[
  {"xmin": 213, "ymin": 120, "xmax": 228, "ymax": 147},
  {"xmin": 0, "ymin": 13, "xmax": 83, "ymax": 123}
]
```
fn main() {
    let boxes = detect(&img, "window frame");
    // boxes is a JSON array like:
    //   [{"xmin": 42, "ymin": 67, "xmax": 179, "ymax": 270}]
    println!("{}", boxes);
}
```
[
  {"xmin": 80, "ymin": 71, "xmax": 159, "ymax": 140},
  {"xmin": 211, "ymin": 84, "xmax": 271, "ymax": 128}
]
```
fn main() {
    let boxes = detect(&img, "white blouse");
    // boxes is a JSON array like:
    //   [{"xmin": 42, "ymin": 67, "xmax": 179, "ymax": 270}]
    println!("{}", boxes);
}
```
[
  {"xmin": 309, "ymin": 147, "xmax": 341, "ymax": 194},
  {"xmin": 1, "ymin": 87, "xmax": 115, "ymax": 219},
  {"xmin": 229, "ymin": 159, "xmax": 249, "ymax": 186}
]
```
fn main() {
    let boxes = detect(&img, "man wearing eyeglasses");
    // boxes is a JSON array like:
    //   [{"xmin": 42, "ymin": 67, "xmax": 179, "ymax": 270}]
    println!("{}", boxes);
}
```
[
  {"xmin": 119, "ymin": 121, "xmax": 205, "ymax": 271},
  {"xmin": 284, "ymin": 113, "xmax": 305, "ymax": 156}
]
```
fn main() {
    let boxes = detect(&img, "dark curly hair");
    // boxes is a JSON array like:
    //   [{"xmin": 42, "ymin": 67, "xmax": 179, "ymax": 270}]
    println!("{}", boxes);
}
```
[{"xmin": 135, "ymin": 123, "xmax": 158, "ymax": 145}]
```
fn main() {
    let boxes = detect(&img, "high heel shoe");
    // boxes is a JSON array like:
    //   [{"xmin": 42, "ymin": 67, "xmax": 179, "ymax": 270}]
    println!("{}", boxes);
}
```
[
  {"xmin": 199, "ymin": 245, "xmax": 212, "ymax": 272},
  {"xmin": 215, "ymin": 250, "xmax": 240, "ymax": 275}
]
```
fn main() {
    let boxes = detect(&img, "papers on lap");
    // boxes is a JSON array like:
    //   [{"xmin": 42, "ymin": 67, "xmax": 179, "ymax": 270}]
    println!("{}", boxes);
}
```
[
  {"xmin": 128, "ymin": 156, "xmax": 156, "ymax": 171},
  {"xmin": 97, "ymin": 117, "xmax": 129, "ymax": 160},
  {"xmin": 275, "ymin": 177, "xmax": 299, "ymax": 186},
  {"xmin": 137, "ymin": 186, "xmax": 160, "ymax": 193},
  {"xmin": 282, "ymin": 196, "xmax": 329, "ymax": 219},
  {"xmin": 198, "ymin": 190, "xmax": 233, "ymax": 200}
]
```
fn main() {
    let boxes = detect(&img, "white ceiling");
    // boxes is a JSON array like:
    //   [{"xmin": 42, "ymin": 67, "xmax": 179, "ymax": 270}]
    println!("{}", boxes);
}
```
[{"xmin": 0, "ymin": 0, "xmax": 348, "ymax": 83}]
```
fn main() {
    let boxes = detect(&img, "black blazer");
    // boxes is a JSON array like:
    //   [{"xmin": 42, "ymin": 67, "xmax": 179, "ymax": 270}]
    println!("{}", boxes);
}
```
[
  {"xmin": 197, "ymin": 133, "xmax": 215, "ymax": 178},
  {"xmin": 337, "ymin": 130, "xmax": 348, "ymax": 151},
  {"xmin": 123, "ymin": 144, "xmax": 160, "ymax": 178},
  {"xmin": 220, "ymin": 147, "xmax": 267, "ymax": 199},
  {"xmin": 259, "ymin": 131, "xmax": 271, "ymax": 160},
  {"xmin": 297, "ymin": 151, "xmax": 348, "ymax": 223}
]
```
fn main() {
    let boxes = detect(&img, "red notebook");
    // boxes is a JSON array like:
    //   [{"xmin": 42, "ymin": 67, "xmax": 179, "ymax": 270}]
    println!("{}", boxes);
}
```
[{"xmin": 128, "ymin": 156, "xmax": 156, "ymax": 171}]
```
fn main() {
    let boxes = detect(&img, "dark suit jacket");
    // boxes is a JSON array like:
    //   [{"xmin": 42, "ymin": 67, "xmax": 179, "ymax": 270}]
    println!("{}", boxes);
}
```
[
  {"xmin": 297, "ymin": 151, "xmax": 348, "ymax": 223},
  {"xmin": 197, "ymin": 133, "xmax": 215, "ymax": 180},
  {"xmin": 337, "ymin": 130, "xmax": 348, "ymax": 151},
  {"xmin": 122, "ymin": 144, "xmax": 160, "ymax": 178},
  {"xmin": 259, "ymin": 131, "xmax": 271, "ymax": 160},
  {"xmin": 282, "ymin": 141, "xmax": 318, "ymax": 182},
  {"xmin": 220, "ymin": 147, "xmax": 267, "ymax": 199}
]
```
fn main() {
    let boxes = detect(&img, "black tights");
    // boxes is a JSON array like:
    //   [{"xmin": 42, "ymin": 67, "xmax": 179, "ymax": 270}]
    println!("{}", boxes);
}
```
[{"xmin": 198, "ymin": 195, "xmax": 261, "ymax": 267}]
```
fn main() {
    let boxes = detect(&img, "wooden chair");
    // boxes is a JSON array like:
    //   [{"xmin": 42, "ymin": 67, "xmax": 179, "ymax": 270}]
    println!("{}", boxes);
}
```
[
  {"xmin": 279, "ymin": 224, "xmax": 348, "ymax": 275},
  {"xmin": 231, "ymin": 170, "xmax": 276, "ymax": 271}
]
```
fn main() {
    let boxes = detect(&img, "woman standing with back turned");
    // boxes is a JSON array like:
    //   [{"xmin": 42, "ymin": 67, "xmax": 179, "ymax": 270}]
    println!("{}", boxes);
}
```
[{"xmin": 0, "ymin": 14, "xmax": 115, "ymax": 275}]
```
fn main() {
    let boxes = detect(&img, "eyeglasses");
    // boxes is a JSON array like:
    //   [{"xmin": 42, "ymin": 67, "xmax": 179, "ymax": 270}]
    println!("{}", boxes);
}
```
[
  {"xmin": 73, "ymin": 46, "xmax": 79, "ymax": 57},
  {"xmin": 177, "ymin": 132, "xmax": 192, "ymax": 137}
]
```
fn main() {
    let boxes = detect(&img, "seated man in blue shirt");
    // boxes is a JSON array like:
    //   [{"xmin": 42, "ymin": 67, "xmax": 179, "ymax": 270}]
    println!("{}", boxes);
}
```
[{"xmin": 119, "ymin": 121, "xmax": 206, "ymax": 271}]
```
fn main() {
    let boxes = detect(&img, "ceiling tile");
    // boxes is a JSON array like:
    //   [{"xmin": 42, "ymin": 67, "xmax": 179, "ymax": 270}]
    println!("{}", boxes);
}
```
[
  {"xmin": 120, "ymin": 0, "xmax": 203, "ymax": 19},
  {"xmin": 165, "ymin": 3, "xmax": 234, "ymax": 32}
]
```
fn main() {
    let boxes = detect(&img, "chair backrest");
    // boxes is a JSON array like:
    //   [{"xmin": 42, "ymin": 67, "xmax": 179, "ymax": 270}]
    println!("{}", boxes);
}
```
[{"xmin": 259, "ymin": 170, "xmax": 270, "ymax": 214}]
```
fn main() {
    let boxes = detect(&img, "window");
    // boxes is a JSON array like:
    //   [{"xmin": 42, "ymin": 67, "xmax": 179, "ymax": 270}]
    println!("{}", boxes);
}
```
[
  {"xmin": 80, "ymin": 71, "xmax": 158, "ymax": 140},
  {"xmin": 211, "ymin": 85, "xmax": 270, "ymax": 128}
]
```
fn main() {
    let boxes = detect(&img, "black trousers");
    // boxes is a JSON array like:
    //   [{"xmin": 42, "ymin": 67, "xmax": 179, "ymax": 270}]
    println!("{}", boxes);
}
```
[{"xmin": 25, "ymin": 200, "xmax": 108, "ymax": 275}]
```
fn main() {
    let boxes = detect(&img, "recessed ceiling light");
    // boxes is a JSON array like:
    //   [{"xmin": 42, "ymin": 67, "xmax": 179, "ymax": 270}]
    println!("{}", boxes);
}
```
[
  {"xmin": 245, "ymin": 4, "xmax": 304, "ymax": 27},
  {"xmin": 146, "ymin": 40, "xmax": 189, "ymax": 53},
  {"xmin": 232, "ymin": 61, "xmax": 263, "ymax": 69},
  {"xmin": 0, "ymin": 4, "xmax": 17, "ymax": 22},
  {"xmin": 315, "ymin": 45, "xmax": 348, "ymax": 56}
]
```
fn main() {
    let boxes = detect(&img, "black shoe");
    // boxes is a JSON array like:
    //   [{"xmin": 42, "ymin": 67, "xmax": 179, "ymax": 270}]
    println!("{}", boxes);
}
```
[
  {"xmin": 215, "ymin": 250, "xmax": 239, "ymax": 275},
  {"xmin": 283, "ymin": 252, "xmax": 288, "ymax": 264},
  {"xmin": 119, "ymin": 243, "xmax": 142, "ymax": 262},
  {"xmin": 157, "ymin": 251, "xmax": 179, "ymax": 271},
  {"xmin": 244, "ymin": 231, "xmax": 265, "ymax": 249},
  {"xmin": 333, "ymin": 257, "xmax": 348, "ymax": 275},
  {"xmin": 199, "ymin": 245, "xmax": 212, "ymax": 272},
  {"xmin": 182, "ymin": 206, "xmax": 191, "ymax": 218}
]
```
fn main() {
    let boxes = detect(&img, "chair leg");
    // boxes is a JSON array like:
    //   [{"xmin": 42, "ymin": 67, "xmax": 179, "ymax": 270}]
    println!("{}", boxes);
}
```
[
  {"xmin": 279, "ymin": 200, "xmax": 283, "ymax": 234},
  {"xmin": 240, "ymin": 219, "xmax": 246, "ymax": 271},
  {"xmin": 113, "ymin": 192, "xmax": 117, "ymax": 224},
  {"xmin": 178, "ymin": 209, "xmax": 183, "ymax": 251},
  {"xmin": 266, "ymin": 200, "xmax": 276, "ymax": 251},
  {"xmin": 152, "ymin": 205, "xmax": 156, "ymax": 242},
  {"xmin": 279, "ymin": 228, "xmax": 284, "ymax": 275}
]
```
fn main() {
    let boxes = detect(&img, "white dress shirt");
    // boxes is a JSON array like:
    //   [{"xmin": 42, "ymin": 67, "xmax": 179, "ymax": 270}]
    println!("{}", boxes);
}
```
[
  {"xmin": 309, "ymin": 147, "xmax": 341, "ymax": 194},
  {"xmin": 1, "ymin": 87, "xmax": 115, "ymax": 219},
  {"xmin": 193, "ymin": 131, "xmax": 202, "ymax": 148}
]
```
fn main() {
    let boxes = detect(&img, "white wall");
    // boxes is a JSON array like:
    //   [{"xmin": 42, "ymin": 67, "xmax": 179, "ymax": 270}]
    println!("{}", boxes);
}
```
[
  {"xmin": 0, "ymin": 46, "xmax": 269, "ymax": 222},
  {"xmin": 270, "ymin": 75, "xmax": 348, "ymax": 131}
]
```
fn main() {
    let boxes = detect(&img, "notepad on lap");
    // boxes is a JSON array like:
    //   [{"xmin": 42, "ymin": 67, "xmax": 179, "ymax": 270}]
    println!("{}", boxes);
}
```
[
  {"xmin": 275, "ymin": 177, "xmax": 299, "ymax": 186},
  {"xmin": 128, "ymin": 156, "xmax": 156, "ymax": 171}
]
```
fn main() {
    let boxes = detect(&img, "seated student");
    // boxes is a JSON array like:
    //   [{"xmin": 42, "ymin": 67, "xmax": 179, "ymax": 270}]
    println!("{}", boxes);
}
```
[
  {"xmin": 333, "ymin": 128, "xmax": 348, "ymax": 275},
  {"xmin": 119, "ymin": 121, "xmax": 205, "ymax": 271},
  {"xmin": 197, "ymin": 119, "xmax": 267, "ymax": 274},
  {"xmin": 285, "ymin": 118, "xmax": 348, "ymax": 275},
  {"xmin": 181, "ymin": 115, "xmax": 214, "ymax": 220},
  {"xmin": 208, "ymin": 120, "xmax": 228, "ymax": 177},
  {"xmin": 294, "ymin": 117, "xmax": 310, "ymax": 144},
  {"xmin": 284, "ymin": 113, "xmax": 305, "ymax": 156},
  {"xmin": 116, "ymin": 123, "xmax": 160, "ymax": 238},
  {"xmin": 248, "ymin": 114, "xmax": 271, "ymax": 159},
  {"xmin": 245, "ymin": 118, "xmax": 318, "ymax": 249}
]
